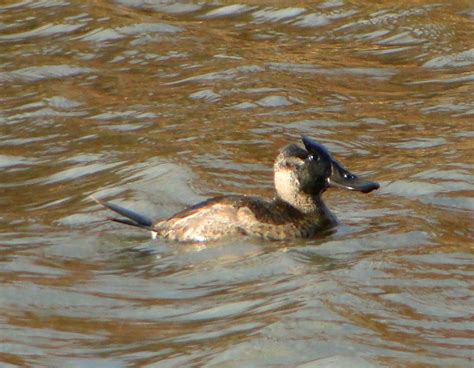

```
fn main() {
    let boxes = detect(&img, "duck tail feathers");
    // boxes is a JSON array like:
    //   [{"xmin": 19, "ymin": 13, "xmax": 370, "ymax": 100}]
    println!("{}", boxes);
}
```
[{"xmin": 92, "ymin": 196, "xmax": 154, "ymax": 231}]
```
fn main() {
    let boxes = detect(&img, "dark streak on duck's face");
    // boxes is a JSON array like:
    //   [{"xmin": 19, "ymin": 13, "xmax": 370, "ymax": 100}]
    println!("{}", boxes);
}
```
[{"xmin": 301, "ymin": 136, "xmax": 379, "ymax": 195}]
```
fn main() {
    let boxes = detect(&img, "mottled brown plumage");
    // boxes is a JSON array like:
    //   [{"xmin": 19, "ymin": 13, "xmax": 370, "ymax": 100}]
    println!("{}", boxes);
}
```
[
  {"xmin": 153, "ymin": 195, "xmax": 335, "ymax": 241},
  {"xmin": 94, "ymin": 137, "xmax": 379, "ymax": 242}
]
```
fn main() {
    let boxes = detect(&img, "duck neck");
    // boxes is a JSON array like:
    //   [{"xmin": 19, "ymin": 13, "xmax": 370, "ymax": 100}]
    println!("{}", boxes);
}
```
[{"xmin": 277, "ymin": 192, "xmax": 327, "ymax": 215}]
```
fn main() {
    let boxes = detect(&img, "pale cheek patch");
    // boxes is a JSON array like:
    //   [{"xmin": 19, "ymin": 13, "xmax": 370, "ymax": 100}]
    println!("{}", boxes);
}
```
[{"xmin": 274, "ymin": 169, "xmax": 299, "ymax": 202}]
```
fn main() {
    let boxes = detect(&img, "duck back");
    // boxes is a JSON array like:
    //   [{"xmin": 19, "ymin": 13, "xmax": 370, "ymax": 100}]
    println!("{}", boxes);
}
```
[{"xmin": 155, "ymin": 195, "xmax": 334, "ymax": 242}]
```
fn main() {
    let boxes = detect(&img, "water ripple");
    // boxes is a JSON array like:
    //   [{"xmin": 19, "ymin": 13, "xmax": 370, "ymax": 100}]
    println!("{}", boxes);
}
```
[
  {"xmin": 115, "ymin": 0, "xmax": 202, "ymax": 14},
  {"xmin": 0, "ymin": 0, "xmax": 68, "ymax": 11},
  {"xmin": 167, "ymin": 65, "xmax": 264, "ymax": 85},
  {"xmin": 423, "ymin": 48, "xmax": 474, "ymax": 69},
  {"xmin": 252, "ymin": 7, "xmax": 307, "ymax": 23},
  {"xmin": 46, "ymin": 162, "xmax": 123, "ymax": 184},
  {"xmin": 0, "ymin": 65, "xmax": 94, "ymax": 83},
  {"xmin": 0, "ymin": 23, "xmax": 84, "ymax": 42},
  {"xmin": 79, "ymin": 22, "xmax": 182, "ymax": 43},
  {"xmin": 202, "ymin": 4, "xmax": 255, "ymax": 19}
]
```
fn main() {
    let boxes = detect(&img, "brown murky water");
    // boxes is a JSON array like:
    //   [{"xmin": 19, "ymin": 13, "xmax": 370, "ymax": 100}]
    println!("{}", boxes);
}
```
[{"xmin": 1, "ymin": 0, "xmax": 473, "ymax": 367}]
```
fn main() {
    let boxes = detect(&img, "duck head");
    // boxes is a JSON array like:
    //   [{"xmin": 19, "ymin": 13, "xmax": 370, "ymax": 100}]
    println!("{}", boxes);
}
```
[{"xmin": 274, "ymin": 136, "xmax": 379, "ymax": 204}]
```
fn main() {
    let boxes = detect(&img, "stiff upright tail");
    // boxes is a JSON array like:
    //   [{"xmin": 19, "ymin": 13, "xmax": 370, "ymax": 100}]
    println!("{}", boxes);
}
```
[{"xmin": 92, "ymin": 197, "xmax": 154, "ymax": 231}]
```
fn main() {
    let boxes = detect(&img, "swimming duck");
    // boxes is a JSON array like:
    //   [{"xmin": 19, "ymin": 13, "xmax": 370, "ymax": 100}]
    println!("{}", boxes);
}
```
[{"xmin": 94, "ymin": 136, "xmax": 379, "ymax": 242}]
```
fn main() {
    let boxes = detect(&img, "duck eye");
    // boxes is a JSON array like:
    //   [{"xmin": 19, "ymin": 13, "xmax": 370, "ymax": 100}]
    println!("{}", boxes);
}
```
[
  {"xmin": 308, "ymin": 155, "xmax": 313, "ymax": 161},
  {"xmin": 344, "ymin": 173, "xmax": 355, "ymax": 180}
]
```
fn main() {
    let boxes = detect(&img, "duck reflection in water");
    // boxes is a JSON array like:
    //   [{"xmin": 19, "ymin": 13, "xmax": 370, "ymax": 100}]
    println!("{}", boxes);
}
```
[{"xmin": 94, "ymin": 136, "xmax": 379, "ymax": 242}]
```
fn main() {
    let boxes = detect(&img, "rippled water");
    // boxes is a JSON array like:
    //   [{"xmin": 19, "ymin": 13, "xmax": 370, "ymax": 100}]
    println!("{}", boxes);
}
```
[{"xmin": 1, "ymin": 0, "xmax": 473, "ymax": 366}]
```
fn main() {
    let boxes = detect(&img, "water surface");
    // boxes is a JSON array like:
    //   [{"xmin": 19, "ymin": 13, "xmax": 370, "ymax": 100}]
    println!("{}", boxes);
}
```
[{"xmin": 1, "ymin": 0, "xmax": 473, "ymax": 367}]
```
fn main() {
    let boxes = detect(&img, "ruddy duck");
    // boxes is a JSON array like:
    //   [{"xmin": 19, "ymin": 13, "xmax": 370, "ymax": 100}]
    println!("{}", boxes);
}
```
[{"xmin": 94, "ymin": 136, "xmax": 379, "ymax": 242}]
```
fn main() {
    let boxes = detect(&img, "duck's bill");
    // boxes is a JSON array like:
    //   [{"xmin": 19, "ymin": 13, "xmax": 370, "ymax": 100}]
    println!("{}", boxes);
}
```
[{"xmin": 328, "ymin": 160, "xmax": 379, "ymax": 193}]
